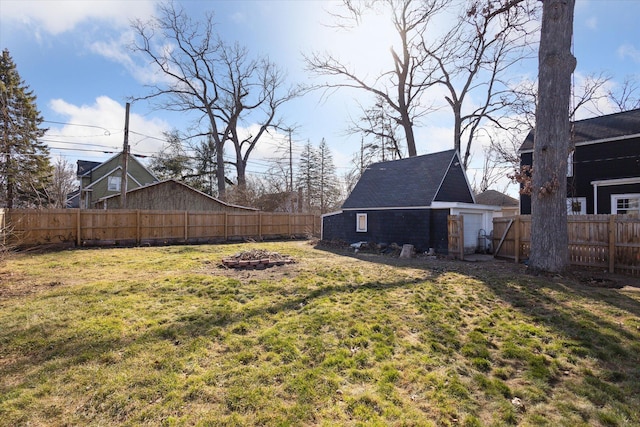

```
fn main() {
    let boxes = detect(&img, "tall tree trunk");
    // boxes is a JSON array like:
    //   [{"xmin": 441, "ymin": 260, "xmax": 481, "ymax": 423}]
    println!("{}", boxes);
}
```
[
  {"xmin": 529, "ymin": 0, "xmax": 576, "ymax": 273},
  {"xmin": 452, "ymin": 103, "xmax": 462, "ymax": 163},
  {"xmin": 216, "ymin": 139, "xmax": 226, "ymax": 200},
  {"xmin": 400, "ymin": 112, "xmax": 417, "ymax": 157},
  {"xmin": 4, "ymin": 150, "xmax": 12, "ymax": 209},
  {"xmin": 236, "ymin": 153, "xmax": 246, "ymax": 193}
]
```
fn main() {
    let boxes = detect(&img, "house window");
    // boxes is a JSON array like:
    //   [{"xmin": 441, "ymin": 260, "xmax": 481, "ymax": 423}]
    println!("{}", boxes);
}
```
[
  {"xmin": 611, "ymin": 194, "xmax": 640, "ymax": 215},
  {"xmin": 356, "ymin": 213, "xmax": 367, "ymax": 232},
  {"xmin": 567, "ymin": 151, "xmax": 574, "ymax": 177},
  {"xmin": 567, "ymin": 197, "xmax": 586, "ymax": 215},
  {"xmin": 108, "ymin": 176, "xmax": 121, "ymax": 192}
]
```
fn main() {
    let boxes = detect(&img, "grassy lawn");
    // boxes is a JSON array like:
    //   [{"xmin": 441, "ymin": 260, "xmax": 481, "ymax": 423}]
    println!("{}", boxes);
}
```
[{"xmin": 1, "ymin": 241, "xmax": 639, "ymax": 426}]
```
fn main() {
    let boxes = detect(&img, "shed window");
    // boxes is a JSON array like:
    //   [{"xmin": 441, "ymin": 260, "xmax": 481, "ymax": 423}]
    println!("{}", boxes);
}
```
[
  {"xmin": 108, "ymin": 176, "xmax": 121, "ymax": 192},
  {"xmin": 356, "ymin": 213, "xmax": 367, "ymax": 232}
]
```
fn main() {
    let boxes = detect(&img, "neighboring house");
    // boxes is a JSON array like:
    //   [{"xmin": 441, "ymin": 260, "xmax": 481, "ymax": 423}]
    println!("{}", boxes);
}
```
[
  {"xmin": 519, "ymin": 108, "xmax": 640, "ymax": 215},
  {"xmin": 73, "ymin": 153, "xmax": 158, "ymax": 209},
  {"xmin": 322, "ymin": 149, "xmax": 500, "ymax": 254},
  {"xmin": 255, "ymin": 190, "xmax": 303, "ymax": 212},
  {"xmin": 66, "ymin": 189, "xmax": 80, "ymax": 208},
  {"xmin": 475, "ymin": 190, "xmax": 519, "ymax": 217},
  {"xmin": 95, "ymin": 179, "xmax": 257, "ymax": 212}
]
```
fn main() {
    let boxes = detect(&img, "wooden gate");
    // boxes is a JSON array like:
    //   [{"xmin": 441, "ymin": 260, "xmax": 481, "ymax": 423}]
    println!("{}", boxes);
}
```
[{"xmin": 447, "ymin": 215, "xmax": 464, "ymax": 259}]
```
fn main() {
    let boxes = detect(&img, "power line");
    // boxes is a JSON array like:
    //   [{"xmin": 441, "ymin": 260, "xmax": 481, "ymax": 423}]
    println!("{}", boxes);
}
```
[
  {"xmin": 43, "ymin": 120, "xmax": 114, "ymax": 135},
  {"xmin": 39, "ymin": 138, "xmax": 119, "ymax": 150}
]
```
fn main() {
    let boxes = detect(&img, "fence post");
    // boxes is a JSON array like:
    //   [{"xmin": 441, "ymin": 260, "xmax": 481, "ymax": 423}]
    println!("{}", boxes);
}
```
[
  {"xmin": 136, "ymin": 210, "xmax": 141, "ymax": 245},
  {"xmin": 608, "ymin": 215, "xmax": 615, "ymax": 273},
  {"xmin": 224, "ymin": 212, "xmax": 228, "ymax": 241},
  {"xmin": 1, "ymin": 209, "xmax": 5, "ymax": 246},
  {"xmin": 514, "ymin": 216, "xmax": 521, "ymax": 264},
  {"xmin": 258, "ymin": 212, "xmax": 262, "ymax": 240},
  {"xmin": 76, "ymin": 209, "xmax": 81, "ymax": 247},
  {"xmin": 184, "ymin": 211, "xmax": 188, "ymax": 242},
  {"xmin": 459, "ymin": 215, "xmax": 464, "ymax": 260},
  {"xmin": 288, "ymin": 214, "xmax": 292, "ymax": 236}
]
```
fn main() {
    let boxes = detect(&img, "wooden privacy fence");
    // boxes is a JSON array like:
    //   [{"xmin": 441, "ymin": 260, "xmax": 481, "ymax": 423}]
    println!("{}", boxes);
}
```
[
  {"xmin": 1, "ymin": 209, "xmax": 320, "ymax": 248},
  {"xmin": 493, "ymin": 215, "xmax": 640, "ymax": 276}
]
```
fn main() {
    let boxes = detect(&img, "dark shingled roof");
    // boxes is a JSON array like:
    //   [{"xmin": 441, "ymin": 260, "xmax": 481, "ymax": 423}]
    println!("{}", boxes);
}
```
[
  {"xmin": 342, "ymin": 149, "xmax": 459, "ymax": 209},
  {"xmin": 520, "ymin": 108, "xmax": 640, "ymax": 152},
  {"xmin": 475, "ymin": 189, "xmax": 518, "ymax": 207},
  {"xmin": 77, "ymin": 160, "xmax": 101, "ymax": 176}
]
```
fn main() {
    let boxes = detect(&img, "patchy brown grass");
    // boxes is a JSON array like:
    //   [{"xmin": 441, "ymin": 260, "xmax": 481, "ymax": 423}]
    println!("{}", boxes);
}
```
[{"xmin": 1, "ymin": 241, "xmax": 638, "ymax": 426}]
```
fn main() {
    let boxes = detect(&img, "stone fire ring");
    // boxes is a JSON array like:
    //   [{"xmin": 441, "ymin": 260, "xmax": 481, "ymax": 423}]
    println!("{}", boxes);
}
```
[{"xmin": 221, "ymin": 257, "xmax": 294, "ymax": 270}]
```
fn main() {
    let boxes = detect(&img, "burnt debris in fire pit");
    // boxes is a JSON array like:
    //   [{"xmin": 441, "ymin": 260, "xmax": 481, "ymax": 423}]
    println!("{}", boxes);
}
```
[{"xmin": 221, "ymin": 249, "xmax": 295, "ymax": 270}]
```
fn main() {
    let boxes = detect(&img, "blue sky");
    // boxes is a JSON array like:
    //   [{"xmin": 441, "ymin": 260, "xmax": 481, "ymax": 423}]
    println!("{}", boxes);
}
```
[{"xmin": 1, "ymin": 0, "xmax": 639, "ymax": 195}]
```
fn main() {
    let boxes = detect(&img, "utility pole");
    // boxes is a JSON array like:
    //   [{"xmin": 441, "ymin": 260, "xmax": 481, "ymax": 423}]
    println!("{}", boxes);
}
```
[
  {"xmin": 288, "ymin": 128, "xmax": 294, "ymax": 212},
  {"xmin": 360, "ymin": 137, "xmax": 364, "ymax": 174},
  {"xmin": 120, "ymin": 102, "xmax": 130, "ymax": 209}
]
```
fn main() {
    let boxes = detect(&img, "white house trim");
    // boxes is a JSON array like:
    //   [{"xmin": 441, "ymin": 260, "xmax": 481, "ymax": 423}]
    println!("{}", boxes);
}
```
[
  {"xmin": 591, "ymin": 177, "xmax": 640, "ymax": 214},
  {"xmin": 342, "ymin": 205, "xmax": 433, "ymax": 211},
  {"xmin": 519, "ymin": 132, "xmax": 640, "ymax": 154},
  {"xmin": 611, "ymin": 193, "xmax": 640, "ymax": 215}
]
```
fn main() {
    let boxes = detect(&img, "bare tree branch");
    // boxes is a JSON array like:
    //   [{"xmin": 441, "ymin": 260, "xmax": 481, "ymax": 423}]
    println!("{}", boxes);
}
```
[{"xmin": 130, "ymin": 2, "xmax": 301, "ymax": 201}]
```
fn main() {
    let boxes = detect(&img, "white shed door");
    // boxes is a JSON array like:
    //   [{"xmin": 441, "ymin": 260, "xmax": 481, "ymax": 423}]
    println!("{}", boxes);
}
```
[{"xmin": 463, "ymin": 213, "xmax": 483, "ymax": 253}]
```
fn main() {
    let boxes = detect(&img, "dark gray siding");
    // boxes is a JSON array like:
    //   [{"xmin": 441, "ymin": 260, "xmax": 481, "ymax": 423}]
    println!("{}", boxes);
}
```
[
  {"xmin": 322, "ymin": 209, "xmax": 450, "ymax": 253},
  {"xmin": 322, "ymin": 212, "xmax": 348, "ymax": 241},
  {"xmin": 573, "ymin": 137, "xmax": 640, "ymax": 214},
  {"xmin": 520, "ymin": 152, "xmax": 533, "ymax": 214},
  {"xmin": 434, "ymin": 160, "xmax": 474, "ymax": 203},
  {"xmin": 595, "ymin": 182, "xmax": 640, "ymax": 214},
  {"xmin": 520, "ymin": 137, "xmax": 639, "ymax": 214},
  {"xmin": 430, "ymin": 210, "xmax": 450, "ymax": 253}
]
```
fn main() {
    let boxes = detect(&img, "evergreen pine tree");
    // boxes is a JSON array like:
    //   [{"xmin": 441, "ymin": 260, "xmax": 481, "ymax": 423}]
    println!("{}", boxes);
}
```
[
  {"xmin": 317, "ymin": 138, "xmax": 341, "ymax": 214},
  {"xmin": 149, "ymin": 130, "xmax": 194, "ymax": 181},
  {"xmin": 296, "ymin": 141, "xmax": 320, "ymax": 212},
  {"xmin": 1, "ymin": 49, "xmax": 51, "ymax": 208}
]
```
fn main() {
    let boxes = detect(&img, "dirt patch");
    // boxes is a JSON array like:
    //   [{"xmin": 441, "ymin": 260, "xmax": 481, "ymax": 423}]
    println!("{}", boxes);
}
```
[
  {"xmin": 316, "ymin": 240, "xmax": 640, "ymax": 290},
  {"xmin": 0, "ymin": 270, "xmax": 65, "ymax": 301},
  {"xmin": 566, "ymin": 268, "xmax": 639, "ymax": 290}
]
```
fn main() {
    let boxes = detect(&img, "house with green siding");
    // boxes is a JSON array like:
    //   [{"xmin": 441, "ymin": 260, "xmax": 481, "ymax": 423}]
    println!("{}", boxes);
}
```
[{"xmin": 72, "ymin": 153, "xmax": 158, "ymax": 209}]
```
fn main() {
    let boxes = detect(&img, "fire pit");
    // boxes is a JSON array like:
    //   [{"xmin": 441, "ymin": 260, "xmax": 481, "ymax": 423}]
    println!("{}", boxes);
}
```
[{"xmin": 221, "ymin": 249, "xmax": 295, "ymax": 270}]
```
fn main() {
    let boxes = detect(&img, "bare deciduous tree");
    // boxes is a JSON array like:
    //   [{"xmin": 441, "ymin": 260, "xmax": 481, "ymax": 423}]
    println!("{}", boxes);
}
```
[
  {"xmin": 347, "ymin": 97, "xmax": 404, "ymax": 162},
  {"xmin": 489, "ymin": 72, "xmax": 637, "ymax": 198},
  {"xmin": 529, "ymin": 0, "xmax": 576, "ymax": 274},
  {"xmin": 131, "ymin": 2, "xmax": 300, "ymax": 200},
  {"xmin": 422, "ymin": 0, "xmax": 539, "ymax": 169},
  {"xmin": 305, "ymin": 0, "xmax": 446, "ymax": 157},
  {"xmin": 306, "ymin": 0, "xmax": 538, "ymax": 168},
  {"xmin": 46, "ymin": 157, "xmax": 76, "ymax": 208},
  {"xmin": 605, "ymin": 76, "xmax": 640, "ymax": 113}
]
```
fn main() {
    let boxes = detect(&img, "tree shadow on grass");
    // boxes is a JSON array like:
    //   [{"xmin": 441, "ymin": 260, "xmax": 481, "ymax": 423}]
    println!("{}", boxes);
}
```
[
  {"xmin": 0, "ymin": 267, "xmax": 443, "ymax": 394},
  {"xmin": 317, "ymin": 244, "xmax": 640, "ymax": 318},
  {"xmin": 480, "ymin": 273, "xmax": 640, "ymax": 416},
  {"xmin": 155, "ymin": 271, "xmax": 444, "ymax": 339}
]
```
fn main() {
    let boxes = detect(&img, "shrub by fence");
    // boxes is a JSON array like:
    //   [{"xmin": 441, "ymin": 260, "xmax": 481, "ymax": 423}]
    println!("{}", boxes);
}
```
[
  {"xmin": 0, "ymin": 209, "xmax": 320, "ymax": 248},
  {"xmin": 492, "ymin": 215, "xmax": 640, "ymax": 276}
]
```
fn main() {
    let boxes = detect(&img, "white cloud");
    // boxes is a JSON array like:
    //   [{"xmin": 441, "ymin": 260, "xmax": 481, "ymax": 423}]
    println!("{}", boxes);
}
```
[
  {"xmin": 88, "ymin": 33, "xmax": 174, "ymax": 86},
  {"xmin": 414, "ymin": 125, "xmax": 453, "ymax": 155},
  {"xmin": 617, "ymin": 43, "xmax": 640, "ymax": 63},
  {"xmin": 585, "ymin": 16, "xmax": 598, "ymax": 30},
  {"xmin": 1, "ymin": 0, "xmax": 156, "ymax": 35},
  {"xmin": 46, "ymin": 96, "xmax": 170, "ymax": 162}
]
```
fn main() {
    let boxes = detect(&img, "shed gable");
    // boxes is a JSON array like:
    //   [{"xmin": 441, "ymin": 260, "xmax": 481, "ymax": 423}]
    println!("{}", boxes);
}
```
[{"xmin": 342, "ymin": 149, "xmax": 470, "ymax": 209}]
